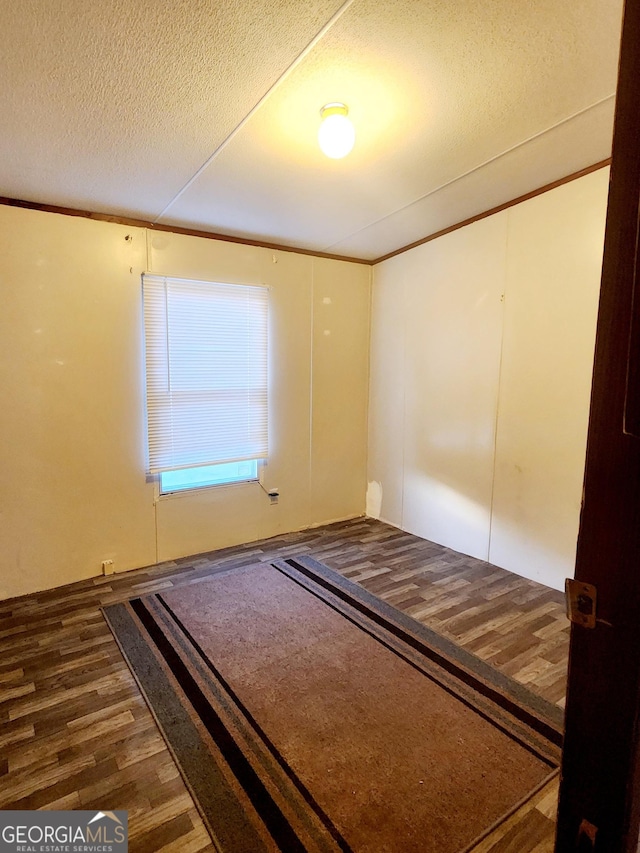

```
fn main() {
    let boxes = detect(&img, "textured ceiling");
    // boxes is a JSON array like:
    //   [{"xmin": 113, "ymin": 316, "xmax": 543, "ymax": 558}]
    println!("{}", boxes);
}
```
[{"xmin": 0, "ymin": 0, "xmax": 623, "ymax": 261}]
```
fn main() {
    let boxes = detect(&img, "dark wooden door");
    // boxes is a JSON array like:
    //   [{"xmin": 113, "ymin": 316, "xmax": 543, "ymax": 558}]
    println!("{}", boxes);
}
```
[{"xmin": 555, "ymin": 0, "xmax": 640, "ymax": 850}]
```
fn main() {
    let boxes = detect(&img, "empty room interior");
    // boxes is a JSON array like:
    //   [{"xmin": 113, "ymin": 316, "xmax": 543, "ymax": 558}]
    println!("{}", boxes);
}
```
[{"xmin": 0, "ymin": 1, "xmax": 629, "ymax": 851}]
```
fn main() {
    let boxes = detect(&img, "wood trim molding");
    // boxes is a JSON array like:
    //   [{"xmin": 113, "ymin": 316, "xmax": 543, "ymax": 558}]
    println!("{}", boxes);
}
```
[
  {"xmin": 371, "ymin": 158, "xmax": 612, "ymax": 265},
  {"xmin": 0, "ymin": 158, "xmax": 611, "ymax": 270},
  {"xmin": 0, "ymin": 197, "xmax": 372, "ymax": 266}
]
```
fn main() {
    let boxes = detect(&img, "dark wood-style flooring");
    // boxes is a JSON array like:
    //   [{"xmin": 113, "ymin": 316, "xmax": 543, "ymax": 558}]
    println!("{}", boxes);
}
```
[{"xmin": 0, "ymin": 517, "xmax": 569, "ymax": 852}]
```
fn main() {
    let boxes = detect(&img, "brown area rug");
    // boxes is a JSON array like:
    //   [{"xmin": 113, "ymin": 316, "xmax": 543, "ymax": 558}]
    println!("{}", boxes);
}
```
[{"xmin": 103, "ymin": 555, "xmax": 562, "ymax": 853}]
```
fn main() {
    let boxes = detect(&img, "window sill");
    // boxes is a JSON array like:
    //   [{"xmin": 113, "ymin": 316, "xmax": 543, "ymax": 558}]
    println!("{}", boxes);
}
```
[{"xmin": 153, "ymin": 478, "xmax": 259, "ymax": 503}]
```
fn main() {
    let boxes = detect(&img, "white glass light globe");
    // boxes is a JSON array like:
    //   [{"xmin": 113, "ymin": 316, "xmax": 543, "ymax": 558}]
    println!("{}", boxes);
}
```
[{"xmin": 318, "ymin": 109, "xmax": 355, "ymax": 159}]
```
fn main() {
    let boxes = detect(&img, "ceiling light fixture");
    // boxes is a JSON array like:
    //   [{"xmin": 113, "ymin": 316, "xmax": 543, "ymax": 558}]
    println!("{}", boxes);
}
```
[{"xmin": 318, "ymin": 103, "xmax": 355, "ymax": 159}]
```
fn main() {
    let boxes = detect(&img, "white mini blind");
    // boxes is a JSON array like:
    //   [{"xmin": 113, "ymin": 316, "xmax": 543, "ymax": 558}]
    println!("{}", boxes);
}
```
[{"xmin": 142, "ymin": 274, "xmax": 268, "ymax": 474}]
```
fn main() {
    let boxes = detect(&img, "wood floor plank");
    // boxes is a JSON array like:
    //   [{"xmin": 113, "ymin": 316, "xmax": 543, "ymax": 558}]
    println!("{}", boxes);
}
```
[{"xmin": 0, "ymin": 518, "xmax": 567, "ymax": 851}]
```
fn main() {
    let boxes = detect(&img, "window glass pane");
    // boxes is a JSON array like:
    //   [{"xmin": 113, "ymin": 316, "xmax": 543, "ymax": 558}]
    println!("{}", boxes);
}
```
[{"xmin": 160, "ymin": 460, "xmax": 258, "ymax": 494}]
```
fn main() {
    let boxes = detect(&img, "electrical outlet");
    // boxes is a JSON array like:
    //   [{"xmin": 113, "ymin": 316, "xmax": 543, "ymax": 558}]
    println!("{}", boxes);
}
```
[{"xmin": 101, "ymin": 559, "xmax": 115, "ymax": 576}]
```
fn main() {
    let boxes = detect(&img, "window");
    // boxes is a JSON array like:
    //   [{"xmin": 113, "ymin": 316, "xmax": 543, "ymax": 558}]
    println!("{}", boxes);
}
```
[
  {"xmin": 142, "ymin": 274, "xmax": 268, "ymax": 491},
  {"xmin": 159, "ymin": 460, "xmax": 259, "ymax": 494}
]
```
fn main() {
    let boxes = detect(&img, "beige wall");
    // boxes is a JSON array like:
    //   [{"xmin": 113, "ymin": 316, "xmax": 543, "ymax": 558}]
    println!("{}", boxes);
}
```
[
  {"xmin": 489, "ymin": 173, "xmax": 607, "ymax": 588},
  {"xmin": 0, "ymin": 206, "xmax": 370, "ymax": 600},
  {"xmin": 394, "ymin": 214, "xmax": 506, "ymax": 561},
  {"xmin": 0, "ymin": 167, "xmax": 608, "ymax": 599},
  {"xmin": 368, "ymin": 168, "xmax": 609, "ymax": 589}
]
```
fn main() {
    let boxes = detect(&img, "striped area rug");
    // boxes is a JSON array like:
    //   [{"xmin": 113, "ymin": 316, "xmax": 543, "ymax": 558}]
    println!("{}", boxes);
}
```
[{"xmin": 103, "ymin": 555, "xmax": 563, "ymax": 853}]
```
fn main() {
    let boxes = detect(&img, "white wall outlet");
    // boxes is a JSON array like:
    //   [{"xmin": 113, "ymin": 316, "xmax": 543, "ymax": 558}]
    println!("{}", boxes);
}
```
[{"xmin": 101, "ymin": 559, "xmax": 115, "ymax": 576}]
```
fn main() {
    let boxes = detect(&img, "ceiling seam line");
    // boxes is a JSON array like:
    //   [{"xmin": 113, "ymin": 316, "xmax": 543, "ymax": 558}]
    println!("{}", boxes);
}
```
[
  {"xmin": 321, "ymin": 91, "xmax": 616, "ymax": 253},
  {"xmin": 369, "ymin": 158, "xmax": 610, "ymax": 265},
  {"xmin": 153, "ymin": 0, "xmax": 359, "ymax": 223}
]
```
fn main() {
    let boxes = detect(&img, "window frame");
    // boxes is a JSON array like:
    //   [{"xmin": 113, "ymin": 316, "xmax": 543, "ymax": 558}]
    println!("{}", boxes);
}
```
[{"xmin": 142, "ymin": 273, "xmax": 269, "ymax": 496}]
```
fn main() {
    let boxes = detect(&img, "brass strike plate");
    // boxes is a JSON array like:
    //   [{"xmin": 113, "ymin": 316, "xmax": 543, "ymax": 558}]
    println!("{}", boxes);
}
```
[{"xmin": 565, "ymin": 579, "xmax": 597, "ymax": 628}]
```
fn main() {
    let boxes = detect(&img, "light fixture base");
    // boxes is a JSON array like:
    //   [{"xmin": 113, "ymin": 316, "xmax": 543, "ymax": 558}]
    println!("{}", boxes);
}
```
[{"xmin": 319, "ymin": 102, "xmax": 349, "ymax": 120}]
